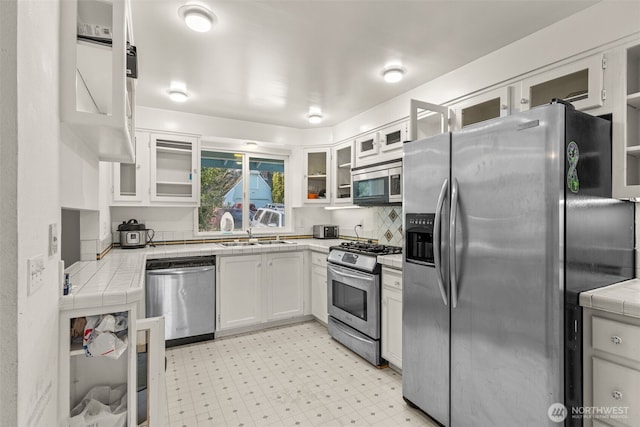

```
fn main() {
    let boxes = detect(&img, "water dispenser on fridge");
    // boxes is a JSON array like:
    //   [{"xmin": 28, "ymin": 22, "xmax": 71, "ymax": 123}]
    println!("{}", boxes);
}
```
[{"xmin": 405, "ymin": 213, "xmax": 435, "ymax": 264}]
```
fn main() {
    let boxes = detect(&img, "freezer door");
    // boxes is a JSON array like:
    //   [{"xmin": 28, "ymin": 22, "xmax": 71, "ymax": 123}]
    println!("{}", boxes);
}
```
[
  {"xmin": 402, "ymin": 133, "xmax": 451, "ymax": 426},
  {"xmin": 450, "ymin": 105, "xmax": 564, "ymax": 425}
]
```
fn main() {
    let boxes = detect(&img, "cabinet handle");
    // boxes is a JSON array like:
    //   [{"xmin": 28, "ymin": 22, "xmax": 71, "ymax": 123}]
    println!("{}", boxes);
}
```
[
  {"xmin": 520, "ymin": 98, "xmax": 529, "ymax": 104},
  {"xmin": 612, "ymin": 390, "xmax": 623, "ymax": 400},
  {"xmin": 611, "ymin": 335, "xmax": 623, "ymax": 345},
  {"xmin": 394, "ymin": 281, "xmax": 400, "ymax": 288}
]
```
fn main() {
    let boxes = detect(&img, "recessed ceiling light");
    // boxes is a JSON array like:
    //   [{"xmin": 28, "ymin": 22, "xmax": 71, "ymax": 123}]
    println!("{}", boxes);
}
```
[
  {"xmin": 308, "ymin": 113, "xmax": 323, "ymax": 124},
  {"xmin": 178, "ymin": 4, "xmax": 216, "ymax": 33},
  {"xmin": 383, "ymin": 65, "xmax": 406, "ymax": 83}
]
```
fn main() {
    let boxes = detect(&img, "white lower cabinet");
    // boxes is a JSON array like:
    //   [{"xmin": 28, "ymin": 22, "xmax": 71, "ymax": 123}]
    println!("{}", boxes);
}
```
[
  {"xmin": 310, "ymin": 251, "xmax": 328, "ymax": 323},
  {"xmin": 218, "ymin": 252, "xmax": 304, "ymax": 331},
  {"xmin": 381, "ymin": 266, "xmax": 402, "ymax": 369},
  {"xmin": 266, "ymin": 252, "xmax": 304, "ymax": 321},
  {"xmin": 583, "ymin": 308, "xmax": 640, "ymax": 427},
  {"xmin": 218, "ymin": 254, "xmax": 263, "ymax": 330}
]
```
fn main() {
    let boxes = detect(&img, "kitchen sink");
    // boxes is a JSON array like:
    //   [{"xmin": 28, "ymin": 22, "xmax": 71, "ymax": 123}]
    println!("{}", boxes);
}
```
[
  {"xmin": 220, "ymin": 241, "xmax": 257, "ymax": 247},
  {"xmin": 256, "ymin": 240, "xmax": 293, "ymax": 245}
]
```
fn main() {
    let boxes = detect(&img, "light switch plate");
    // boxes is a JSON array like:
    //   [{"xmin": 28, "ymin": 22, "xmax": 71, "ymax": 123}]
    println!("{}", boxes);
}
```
[
  {"xmin": 48, "ymin": 223, "xmax": 58, "ymax": 256},
  {"xmin": 28, "ymin": 255, "xmax": 45, "ymax": 295}
]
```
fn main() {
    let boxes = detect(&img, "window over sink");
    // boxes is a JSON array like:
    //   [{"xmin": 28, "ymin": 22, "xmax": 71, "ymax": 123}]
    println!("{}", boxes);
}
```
[{"xmin": 197, "ymin": 149, "xmax": 288, "ymax": 234}]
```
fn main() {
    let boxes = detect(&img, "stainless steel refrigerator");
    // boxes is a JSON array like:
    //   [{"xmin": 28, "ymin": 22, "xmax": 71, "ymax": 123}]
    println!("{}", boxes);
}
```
[{"xmin": 402, "ymin": 101, "xmax": 635, "ymax": 426}]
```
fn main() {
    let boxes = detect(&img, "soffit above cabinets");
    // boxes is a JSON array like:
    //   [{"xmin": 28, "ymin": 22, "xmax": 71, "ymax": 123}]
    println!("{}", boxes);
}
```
[{"xmin": 131, "ymin": 0, "xmax": 598, "ymax": 129}]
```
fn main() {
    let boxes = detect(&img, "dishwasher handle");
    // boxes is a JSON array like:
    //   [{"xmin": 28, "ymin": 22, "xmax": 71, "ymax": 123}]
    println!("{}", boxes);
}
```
[{"xmin": 146, "ymin": 266, "xmax": 215, "ymax": 276}]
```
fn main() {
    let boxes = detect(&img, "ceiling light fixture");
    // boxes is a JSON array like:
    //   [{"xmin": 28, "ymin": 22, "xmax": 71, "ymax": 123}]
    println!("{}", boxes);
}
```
[
  {"xmin": 382, "ymin": 65, "xmax": 406, "ymax": 83},
  {"xmin": 178, "ymin": 4, "xmax": 216, "ymax": 33},
  {"xmin": 308, "ymin": 114, "xmax": 322, "ymax": 124},
  {"xmin": 168, "ymin": 82, "xmax": 189, "ymax": 102}
]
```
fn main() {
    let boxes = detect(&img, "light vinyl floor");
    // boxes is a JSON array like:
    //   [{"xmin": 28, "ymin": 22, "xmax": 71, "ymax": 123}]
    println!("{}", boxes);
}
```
[{"xmin": 164, "ymin": 321, "xmax": 437, "ymax": 427}]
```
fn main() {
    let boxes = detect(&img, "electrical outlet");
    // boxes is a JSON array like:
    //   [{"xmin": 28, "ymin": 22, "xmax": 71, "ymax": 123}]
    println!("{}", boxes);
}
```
[
  {"xmin": 28, "ymin": 255, "xmax": 45, "ymax": 295},
  {"xmin": 48, "ymin": 223, "xmax": 58, "ymax": 256}
]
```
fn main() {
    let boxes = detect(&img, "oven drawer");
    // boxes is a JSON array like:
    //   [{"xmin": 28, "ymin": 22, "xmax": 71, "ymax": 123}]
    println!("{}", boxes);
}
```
[{"xmin": 328, "ymin": 317, "xmax": 384, "ymax": 366}]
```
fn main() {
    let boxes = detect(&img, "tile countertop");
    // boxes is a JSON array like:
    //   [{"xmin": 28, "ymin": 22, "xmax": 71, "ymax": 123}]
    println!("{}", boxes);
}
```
[
  {"xmin": 61, "ymin": 238, "xmax": 343, "ymax": 312},
  {"xmin": 579, "ymin": 278, "xmax": 640, "ymax": 319}
]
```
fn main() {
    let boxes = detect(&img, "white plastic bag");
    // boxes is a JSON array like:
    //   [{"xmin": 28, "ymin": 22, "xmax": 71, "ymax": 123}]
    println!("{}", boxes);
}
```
[
  {"xmin": 83, "ymin": 314, "xmax": 128, "ymax": 359},
  {"xmin": 69, "ymin": 384, "xmax": 127, "ymax": 427}
]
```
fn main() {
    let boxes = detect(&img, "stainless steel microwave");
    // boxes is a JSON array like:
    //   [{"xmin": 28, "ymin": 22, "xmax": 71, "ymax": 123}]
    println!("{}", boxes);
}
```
[{"xmin": 352, "ymin": 160, "xmax": 402, "ymax": 205}]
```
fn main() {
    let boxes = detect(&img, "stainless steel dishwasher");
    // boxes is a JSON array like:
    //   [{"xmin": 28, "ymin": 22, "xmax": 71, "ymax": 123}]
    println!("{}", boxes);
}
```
[{"xmin": 145, "ymin": 256, "xmax": 215, "ymax": 347}]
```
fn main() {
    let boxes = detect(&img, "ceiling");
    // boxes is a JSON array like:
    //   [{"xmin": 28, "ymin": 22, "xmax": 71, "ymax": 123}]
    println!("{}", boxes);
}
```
[{"xmin": 131, "ymin": 0, "xmax": 599, "ymax": 129}]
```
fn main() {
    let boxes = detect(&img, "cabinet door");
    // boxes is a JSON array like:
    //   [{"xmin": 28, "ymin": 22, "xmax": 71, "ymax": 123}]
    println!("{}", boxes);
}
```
[
  {"xmin": 453, "ymin": 86, "xmax": 513, "ymax": 129},
  {"xmin": 112, "ymin": 131, "xmax": 149, "ymax": 204},
  {"xmin": 379, "ymin": 122, "xmax": 407, "ymax": 153},
  {"xmin": 218, "ymin": 255, "xmax": 262, "ymax": 329},
  {"xmin": 355, "ymin": 132, "xmax": 379, "ymax": 159},
  {"xmin": 381, "ymin": 267, "xmax": 403, "ymax": 368},
  {"xmin": 150, "ymin": 133, "xmax": 199, "ymax": 204},
  {"xmin": 519, "ymin": 55, "xmax": 604, "ymax": 112},
  {"xmin": 616, "ymin": 43, "xmax": 640, "ymax": 198},
  {"xmin": 409, "ymin": 99, "xmax": 450, "ymax": 141},
  {"xmin": 266, "ymin": 252, "xmax": 304, "ymax": 321},
  {"xmin": 333, "ymin": 141, "xmax": 353, "ymax": 204},
  {"xmin": 311, "ymin": 264, "xmax": 328, "ymax": 323},
  {"xmin": 304, "ymin": 148, "xmax": 331, "ymax": 204}
]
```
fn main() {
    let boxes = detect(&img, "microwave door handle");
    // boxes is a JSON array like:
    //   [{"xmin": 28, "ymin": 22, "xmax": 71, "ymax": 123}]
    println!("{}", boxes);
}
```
[
  {"xmin": 433, "ymin": 179, "xmax": 449, "ymax": 306},
  {"xmin": 450, "ymin": 178, "xmax": 459, "ymax": 308}
]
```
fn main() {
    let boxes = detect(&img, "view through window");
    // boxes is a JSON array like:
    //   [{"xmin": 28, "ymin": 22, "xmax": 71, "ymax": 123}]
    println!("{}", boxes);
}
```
[{"xmin": 199, "ymin": 151, "xmax": 286, "ymax": 233}]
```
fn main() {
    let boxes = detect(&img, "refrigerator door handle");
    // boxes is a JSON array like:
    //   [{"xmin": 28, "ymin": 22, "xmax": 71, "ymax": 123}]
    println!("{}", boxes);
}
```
[
  {"xmin": 433, "ymin": 178, "xmax": 449, "ymax": 306},
  {"xmin": 450, "ymin": 178, "xmax": 459, "ymax": 308}
]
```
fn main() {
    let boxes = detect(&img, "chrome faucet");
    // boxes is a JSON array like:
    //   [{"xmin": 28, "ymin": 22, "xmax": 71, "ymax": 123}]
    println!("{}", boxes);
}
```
[{"xmin": 247, "ymin": 227, "xmax": 253, "ymax": 239}]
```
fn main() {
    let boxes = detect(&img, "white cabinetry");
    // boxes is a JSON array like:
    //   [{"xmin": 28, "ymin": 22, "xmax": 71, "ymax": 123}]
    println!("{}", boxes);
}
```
[
  {"xmin": 218, "ymin": 254, "xmax": 263, "ymax": 330},
  {"xmin": 150, "ymin": 133, "xmax": 199, "ymax": 204},
  {"xmin": 60, "ymin": 0, "xmax": 135, "ymax": 162},
  {"xmin": 583, "ymin": 308, "xmax": 640, "ymax": 427},
  {"xmin": 310, "ymin": 251, "xmax": 328, "ymax": 324},
  {"xmin": 355, "ymin": 132, "xmax": 379, "ymax": 161},
  {"xmin": 303, "ymin": 148, "xmax": 331, "ymax": 204},
  {"xmin": 453, "ymin": 86, "xmax": 513, "ymax": 129},
  {"xmin": 59, "ymin": 304, "xmax": 165, "ymax": 426},
  {"xmin": 518, "ymin": 55, "xmax": 605, "ymax": 112},
  {"xmin": 218, "ymin": 252, "xmax": 304, "ymax": 331},
  {"xmin": 615, "ymin": 42, "xmax": 640, "ymax": 198},
  {"xmin": 112, "ymin": 131, "xmax": 148, "ymax": 204},
  {"xmin": 266, "ymin": 252, "xmax": 304, "ymax": 321},
  {"xmin": 379, "ymin": 122, "xmax": 408, "ymax": 153},
  {"xmin": 381, "ymin": 266, "xmax": 402, "ymax": 369},
  {"xmin": 332, "ymin": 141, "xmax": 353, "ymax": 204}
]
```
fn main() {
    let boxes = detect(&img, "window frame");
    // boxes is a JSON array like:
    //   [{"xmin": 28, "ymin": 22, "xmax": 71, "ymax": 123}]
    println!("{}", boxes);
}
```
[{"xmin": 194, "ymin": 145, "xmax": 292, "ymax": 236}]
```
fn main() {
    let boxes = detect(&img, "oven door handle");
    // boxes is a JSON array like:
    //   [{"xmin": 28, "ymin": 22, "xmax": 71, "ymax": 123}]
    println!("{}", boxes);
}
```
[
  {"xmin": 327, "ymin": 264, "xmax": 374, "ymax": 282},
  {"xmin": 433, "ymin": 178, "xmax": 449, "ymax": 306}
]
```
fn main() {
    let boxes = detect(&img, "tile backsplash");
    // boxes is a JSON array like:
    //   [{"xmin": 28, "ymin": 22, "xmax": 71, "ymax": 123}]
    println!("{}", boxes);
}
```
[{"xmin": 373, "ymin": 206, "xmax": 403, "ymax": 247}]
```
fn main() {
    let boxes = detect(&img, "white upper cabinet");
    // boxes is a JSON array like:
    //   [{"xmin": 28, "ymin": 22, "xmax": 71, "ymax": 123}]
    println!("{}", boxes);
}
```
[
  {"xmin": 614, "ymin": 41, "xmax": 640, "ymax": 198},
  {"xmin": 453, "ymin": 86, "xmax": 513, "ymax": 129},
  {"xmin": 303, "ymin": 148, "xmax": 331, "ymax": 204},
  {"xmin": 409, "ymin": 99, "xmax": 450, "ymax": 142},
  {"xmin": 150, "ymin": 133, "xmax": 200, "ymax": 204},
  {"xmin": 112, "ymin": 131, "xmax": 148, "ymax": 204},
  {"xmin": 355, "ymin": 131, "xmax": 380, "ymax": 160},
  {"xmin": 518, "ymin": 55, "xmax": 605, "ymax": 112},
  {"xmin": 332, "ymin": 140, "xmax": 353, "ymax": 204},
  {"xmin": 60, "ymin": 0, "xmax": 136, "ymax": 163},
  {"xmin": 379, "ymin": 122, "xmax": 408, "ymax": 153}
]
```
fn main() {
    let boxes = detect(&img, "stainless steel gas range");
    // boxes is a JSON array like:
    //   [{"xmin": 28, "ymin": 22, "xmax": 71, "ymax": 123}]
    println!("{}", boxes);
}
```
[{"xmin": 327, "ymin": 241, "xmax": 402, "ymax": 366}]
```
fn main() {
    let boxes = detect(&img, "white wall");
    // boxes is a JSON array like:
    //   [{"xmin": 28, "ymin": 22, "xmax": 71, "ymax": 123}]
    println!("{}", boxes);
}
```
[
  {"xmin": 0, "ymin": 0, "xmax": 62, "ymax": 425},
  {"xmin": 332, "ymin": 1, "xmax": 640, "ymax": 142}
]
